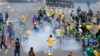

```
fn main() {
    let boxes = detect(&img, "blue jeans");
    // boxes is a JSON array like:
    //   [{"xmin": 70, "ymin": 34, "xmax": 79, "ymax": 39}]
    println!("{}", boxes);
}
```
[
  {"xmin": 14, "ymin": 49, "xmax": 20, "ymax": 56},
  {"xmin": 97, "ymin": 18, "xmax": 100, "ymax": 25},
  {"xmin": 57, "ymin": 36, "xmax": 62, "ymax": 44},
  {"xmin": 48, "ymin": 46, "xmax": 53, "ymax": 54},
  {"xmin": 82, "ymin": 46, "xmax": 88, "ymax": 56},
  {"xmin": 88, "ymin": 16, "xmax": 92, "ymax": 23}
]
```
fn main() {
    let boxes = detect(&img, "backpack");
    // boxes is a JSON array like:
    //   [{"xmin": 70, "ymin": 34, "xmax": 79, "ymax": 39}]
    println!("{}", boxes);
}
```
[{"xmin": 15, "ymin": 42, "xmax": 20, "ymax": 49}]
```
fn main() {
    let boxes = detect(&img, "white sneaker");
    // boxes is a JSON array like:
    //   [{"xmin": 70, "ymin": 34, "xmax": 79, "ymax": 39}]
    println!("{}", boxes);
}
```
[{"xmin": 4, "ymin": 49, "xmax": 8, "ymax": 54}]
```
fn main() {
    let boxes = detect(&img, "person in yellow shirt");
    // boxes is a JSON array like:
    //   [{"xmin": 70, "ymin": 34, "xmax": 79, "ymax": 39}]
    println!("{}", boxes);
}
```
[
  {"xmin": 50, "ymin": 8, "xmax": 55, "ymax": 19},
  {"xmin": 61, "ymin": 13, "xmax": 65, "ymax": 24},
  {"xmin": 23, "ymin": 30, "xmax": 29, "ymax": 39},
  {"xmin": 86, "ymin": 24, "xmax": 92, "ymax": 31},
  {"xmin": 47, "ymin": 35, "xmax": 55, "ymax": 55},
  {"xmin": 66, "ymin": 24, "xmax": 72, "ymax": 37},
  {"xmin": 6, "ymin": 19, "xmax": 10, "ymax": 26},
  {"xmin": 94, "ymin": 48, "xmax": 100, "ymax": 56},
  {"xmin": 19, "ymin": 15, "xmax": 25, "ymax": 26},
  {"xmin": 48, "ymin": 53, "xmax": 52, "ymax": 56},
  {"xmin": 55, "ymin": 27, "xmax": 62, "ymax": 43}
]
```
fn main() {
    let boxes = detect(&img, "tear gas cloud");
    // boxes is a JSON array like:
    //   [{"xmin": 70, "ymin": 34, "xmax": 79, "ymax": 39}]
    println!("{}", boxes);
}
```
[{"xmin": 23, "ymin": 23, "xmax": 81, "ymax": 53}]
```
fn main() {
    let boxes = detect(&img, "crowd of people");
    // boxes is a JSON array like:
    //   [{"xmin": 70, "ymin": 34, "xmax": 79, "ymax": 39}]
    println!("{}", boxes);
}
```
[
  {"xmin": 0, "ymin": 6, "xmax": 100, "ymax": 56},
  {"xmin": 30, "ymin": 7, "xmax": 100, "ymax": 56}
]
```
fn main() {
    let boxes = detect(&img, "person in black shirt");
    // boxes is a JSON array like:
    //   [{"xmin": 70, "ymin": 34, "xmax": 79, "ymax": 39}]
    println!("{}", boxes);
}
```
[
  {"xmin": 96, "ymin": 30, "xmax": 100, "ymax": 39},
  {"xmin": 0, "ymin": 32, "xmax": 7, "ymax": 51},
  {"xmin": 14, "ymin": 38, "xmax": 21, "ymax": 56},
  {"xmin": 5, "ymin": 11, "xmax": 9, "ymax": 23},
  {"xmin": 0, "ymin": 13, "xmax": 3, "ymax": 23}
]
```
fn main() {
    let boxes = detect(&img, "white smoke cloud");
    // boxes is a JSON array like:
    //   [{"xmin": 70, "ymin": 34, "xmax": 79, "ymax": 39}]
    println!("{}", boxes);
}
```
[{"xmin": 23, "ymin": 23, "xmax": 81, "ymax": 53}]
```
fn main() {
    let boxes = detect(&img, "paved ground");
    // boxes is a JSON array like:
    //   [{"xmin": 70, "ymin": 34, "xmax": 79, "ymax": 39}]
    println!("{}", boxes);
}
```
[{"xmin": 0, "ymin": 2, "xmax": 89, "ymax": 56}]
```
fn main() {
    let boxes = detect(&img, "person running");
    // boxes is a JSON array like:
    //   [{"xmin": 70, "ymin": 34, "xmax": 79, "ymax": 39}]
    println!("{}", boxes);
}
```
[
  {"xmin": 55, "ymin": 27, "xmax": 62, "ymax": 43},
  {"xmin": 0, "ymin": 31, "xmax": 8, "ymax": 51},
  {"xmin": 14, "ymin": 38, "xmax": 21, "ymax": 56},
  {"xmin": 47, "ymin": 35, "xmax": 55, "ymax": 54},
  {"xmin": 27, "ymin": 47, "xmax": 35, "ymax": 56}
]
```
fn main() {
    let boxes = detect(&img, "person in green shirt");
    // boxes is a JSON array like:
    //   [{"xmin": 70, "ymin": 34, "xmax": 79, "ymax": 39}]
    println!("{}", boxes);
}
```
[
  {"xmin": 87, "ymin": 44, "xmax": 94, "ymax": 56},
  {"xmin": 72, "ymin": 26, "xmax": 77, "ymax": 37},
  {"xmin": 0, "ymin": 22, "xmax": 3, "ymax": 31}
]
